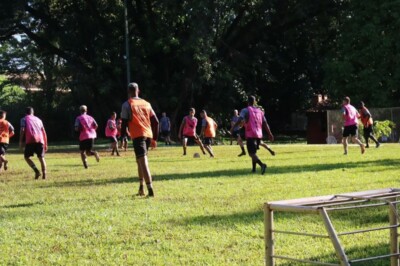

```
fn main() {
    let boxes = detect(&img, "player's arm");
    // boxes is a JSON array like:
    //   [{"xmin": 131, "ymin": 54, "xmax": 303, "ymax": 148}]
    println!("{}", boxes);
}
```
[
  {"xmin": 74, "ymin": 118, "xmax": 80, "ymax": 132},
  {"xmin": 150, "ymin": 109, "xmax": 159, "ymax": 141},
  {"xmin": 19, "ymin": 118, "xmax": 25, "ymax": 150},
  {"xmin": 42, "ymin": 126, "xmax": 48, "ymax": 151},
  {"xmin": 200, "ymin": 120, "xmax": 206, "ymax": 137},
  {"xmin": 230, "ymin": 117, "xmax": 243, "ymax": 133},
  {"xmin": 342, "ymin": 107, "xmax": 347, "ymax": 120},
  {"xmin": 168, "ymin": 118, "xmax": 171, "ymax": 131},
  {"xmin": 92, "ymin": 120, "xmax": 98, "ymax": 130},
  {"xmin": 178, "ymin": 119, "xmax": 185, "ymax": 139},
  {"xmin": 8, "ymin": 123, "xmax": 15, "ymax": 138},
  {"xmin": 263, "ymin": 117, "xmax": 274, "ymax": 142},
  {"xmin": 120, "ymin": 102, "xmax": 131, "ymax": 138}
]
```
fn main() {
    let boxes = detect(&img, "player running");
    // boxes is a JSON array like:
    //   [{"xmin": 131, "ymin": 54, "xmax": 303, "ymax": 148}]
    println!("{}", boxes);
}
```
[
  {"xmin": 358, "ymin": 101, "xmax": 380, "ymax": 148},
  {"xmin": 178, "ymin": 108, "xmax": 206, "ymax": 156},
  {"xmin": 75, "ymin": 105, "xmax": 100, "ymax": 168},
  {"xmin": 105, "ymin": 112, "xmax": 120, "ymax": 156},
  {"xmin": 121, "ymin": 82, "xmax": 159, "ymax": 197},
  {"xmin": 200, "ymin": 110, "xmax": 217, "ymax": 157},
  {"xmin": 231, "ymin": 110, "xmax": 246, "ymax": 156},
  {"xmin": 159, "ymin": 112, "xmax": 172, "ymax": 145},
  {"xmin": 231, "ymin": 96, "xmax": 274, "ymax": 174},
  {"xmin": 0, "ymin": 110, "xmax": 15, "ymax": 171},
  {"xmin": 19, "ymin": 107, "xmax": 48, "ymax": 179},
  {"xmin": 342, "ymin": 97, "xmax": 365, "ymax": 155}
]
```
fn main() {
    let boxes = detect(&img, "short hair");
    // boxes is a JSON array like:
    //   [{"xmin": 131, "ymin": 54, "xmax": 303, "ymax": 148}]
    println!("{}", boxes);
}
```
[
  {"xmin": 111, "ymin": 111, "xmax": 116, "ymax": 116},
  {"xmin": 248, "ymin": 95, "xmax": 256, "ymax": 105},
  {"xmin": 0, "ymin": 110, "xmax": 5, "ymax": 119},
  {"xmin": 128, "ymin": 82, "xmax": 139, "ymax": 92},
  {"xmin": 26, "ymin": 107, "xmax": 34, "ymax": 115},
  {"xmin": 79, "ymin": 105, "xmax": 87, "ymax": 114},
  {"xmin": 200, "ymin": 110, "xmax": 207, "ymax": 115},
  {"xmin": 189, "ymin": 108, "xmax": 195, "ymax": 113},
  {"xmin": 344, "ymin": 96, "xmax": 350, "ymax": 104}
]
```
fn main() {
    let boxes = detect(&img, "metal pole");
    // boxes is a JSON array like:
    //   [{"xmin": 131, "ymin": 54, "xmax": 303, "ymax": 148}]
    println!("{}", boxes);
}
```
[
  {"xmin": 389, "ymin": 201, "xmax": 399, "ymax": 266},
  {"xmin": 265, "ymin": 204, "xmax": 274, "ymax": 266},
  {"xmin": 124, "ymin": 0, "xmax": 131, "ymax": 85},
  {"xmin": 319, "ymin": 208, "xmax": 350, "ymax": 266}
]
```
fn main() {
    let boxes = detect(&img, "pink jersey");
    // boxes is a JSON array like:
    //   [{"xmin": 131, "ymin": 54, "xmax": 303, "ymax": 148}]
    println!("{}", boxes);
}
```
[
  {"xmin": 183, "ymin": 116, "xmax": 197, "ymax": 137},
  {"xmin": 245, "ymin": 106, "xmax": 264, "ymax": 139},
  {"xmin": 77, "ymin": 114, "xmax": 97, "ymax": 141},
  {"xmin": 25, "ymin": 115, "xmax": 45, "ymax": 144},
  {"xmin": 343, "ymin": 104, "xmax": 358, "ymax": 126},
  {"xmin": 105, "ymin": 119, "xmax": 117, "ymax": 137}
]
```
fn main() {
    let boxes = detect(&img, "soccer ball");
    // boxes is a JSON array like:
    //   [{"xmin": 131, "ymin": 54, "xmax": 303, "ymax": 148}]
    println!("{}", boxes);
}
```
[{"xmin": 193, "ymin": 153, "xmax": 200, "ymax": 158}]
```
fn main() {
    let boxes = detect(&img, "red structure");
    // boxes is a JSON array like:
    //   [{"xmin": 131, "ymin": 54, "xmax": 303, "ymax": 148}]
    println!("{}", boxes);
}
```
[{"xmin": 306, "ymin": 94, "xmax": 335, "ymax": 144}]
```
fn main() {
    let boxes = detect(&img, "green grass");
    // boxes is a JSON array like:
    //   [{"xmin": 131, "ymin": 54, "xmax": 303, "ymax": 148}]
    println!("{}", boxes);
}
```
[{"xmin": 1, "ymin": 143, "xmax": 399, "ymax": 265}]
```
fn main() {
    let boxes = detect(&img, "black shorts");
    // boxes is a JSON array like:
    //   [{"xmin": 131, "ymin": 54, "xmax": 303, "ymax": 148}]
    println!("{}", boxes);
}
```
[
  {"xmin": 364, "ymin": 126, "xmax": 374, "ymax": 136},
  {"xmin": 161, "ymin": 130, "xmax": 170, "ymax": 137},
  {"xmin": 343, "ymin": 125, "xmax": 358, "ymax": 137},
  {"xmin": 108, "ymin": 136, "xmax": 117, "ymax": 143},
  {"xmin": 79, "ymin": 139, "xmax": 94, "ymax": 151},
  {"xmin": 203, "ymin": 137, "xmax": 213, "ymax": 145},
  {"xmin": 133, "ymin": 137, "xmax": 151, "ymax": 158},
  {"xmin": 25, "ymin": 143, "xmax": 45, "ymax": 158},
  {"xmin": 0, "ymin": 143, "xmax": 8, "ymax": 156},
  {"xmin": 232, "ymin": 129, "xmax": 240, "ymax": 138},
  {"xmin": 246, "ymin": 138, "xmax": 261, "ymax": 155}
]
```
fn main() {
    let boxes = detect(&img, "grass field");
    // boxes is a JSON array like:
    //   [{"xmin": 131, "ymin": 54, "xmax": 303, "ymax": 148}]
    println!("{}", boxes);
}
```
[{"xmin": 1, "ymin": 143, "xmax": 399, "ymax": 265}]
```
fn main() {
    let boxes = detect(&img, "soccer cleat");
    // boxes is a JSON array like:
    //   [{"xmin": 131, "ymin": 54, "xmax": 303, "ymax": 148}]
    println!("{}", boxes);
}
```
[
  {"xmin": 3, "ymin": 160, "xmax": 8, "ymax": 171},
  {"xmin": 83, "ymin": 161, "xmax": 88, "ymax": 169},
  {"xmin": 238, "ymin": 152, "xmax": 246, "ymax": 157},
  {"xmin": 376, "ymin": 143, "xmax": 380, "ymax": 148},
  {"xmin": 42, "ymin": 172, "xmax": 47, "ymax": 180},
  {"xmin": 261, "ymin": 164, "xmax": 267, "ymax": 175},
  {"xmin": 269, "ymin": 150, "xmax": 276, "ymax": 156},
  {"xmin": 34, "ymin": 170, "xmax": 41, "ymax": 179},
  {"xmin": 94, "ymin": 152, "xmax": 100, "ymax": 162},
  {"xmin": 137, "ymin": 189, "xmax": 145, "ymax": 196},
  {"xmin": 147, "ymin": 188, "xmax": 154, "ymax": 197}
]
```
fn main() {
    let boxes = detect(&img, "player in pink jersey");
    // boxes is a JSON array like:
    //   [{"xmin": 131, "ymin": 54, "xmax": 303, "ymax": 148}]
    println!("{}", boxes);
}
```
[
  {"xmin": 231, "ymin": 96, "xmax": 274, "ymax": 174},
  {"xmin": 19, "ymin": 107, "xmax": 48, "ymax": 179},
  {"xmin": 341, "ymin": 96, "xmax": 365, "ymax": 155},
  {"xmin": 75, "ymin": 105, "xmax": 100, "ymax": 168},
  {"xmin": 178, "ymin": 108, "xmax": 206, "ymax": 156},
  {"xmin": 105, "ymin": 112, "xmax": 119, "ymax": 156}
]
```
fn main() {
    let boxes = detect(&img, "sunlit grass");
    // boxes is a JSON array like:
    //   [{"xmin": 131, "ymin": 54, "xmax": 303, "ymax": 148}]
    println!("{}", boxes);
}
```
[{"xmin": 1, "ymin": 143, "xmax": 399, "ymax": 265}]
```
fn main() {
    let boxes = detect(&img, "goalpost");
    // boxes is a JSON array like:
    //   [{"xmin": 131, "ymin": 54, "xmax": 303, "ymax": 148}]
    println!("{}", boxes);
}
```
[{"xmin": 264, "ymin": 188, "xmax": 400, "ymax": 266}]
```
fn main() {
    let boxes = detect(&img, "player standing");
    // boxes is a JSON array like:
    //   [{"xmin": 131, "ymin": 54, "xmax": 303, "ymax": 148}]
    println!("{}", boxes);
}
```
[
  {"xmin": 105, "ymin": 112, "xmax": 120, "ymax": 156},
  {"xmin": 121, "ymin": 82, "xmax": 159, "ymax": 197},
  {"xmin": 159, "ymin": 112, "xmax": 172, "ymax": 145},
  {"xmin": 178, "ymin": 108, "xmax": 206, "ymax": 156},
  {"xmin": 0, "ymin": 110, "xmax": 15, "ymax": 171},
  {"xmin": 358, "ymin": 101, "xmax": 380, "ymax": 148},
  {"xmin": 75, "ymin": 105, "xmax": 100, "ymax": 168},
  {"xmin": 200, "ymin": 110, "xmax": 217, "ymax": 157},
  {"xmin": 231, "ymin": 96, "xmax": 274, "ymax": 174},
  {"xmin": 231, "ymin": 110, "xmax": 247, "ymax": 156},
  {"xmin": 342, "ymin": 96, "xmax": 365, "ymax": 155},
  {"xmin": 19, "ymin": 107, "xmax": 48, "ymax": 179}
]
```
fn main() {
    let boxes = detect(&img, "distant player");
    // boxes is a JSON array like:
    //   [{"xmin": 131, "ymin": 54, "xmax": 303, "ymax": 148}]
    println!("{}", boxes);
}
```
[
  {"xmin": 0, "ymin": 110, "xmax": 15, "ymax": 171},
  {"xmin": 200, "ymin": 110, "xmax": 217, "ymax": 157},
  {"xmin": 19, "ymin": 107, "xmax": 48, "ymax": 179},
  {"xmin": 358, "ymin": 101, "xmax": 380, "ymax": 148},
  {"xmin": 159, "ymin": 112, "xmax": 172, "ymax": 145},
  {"xmin": 117, "ymin": 118, "xmax": 129, "ymax": 151},
  {"xmin": 105, "ymin": 112, "xmax": 120, "ymax": 156},
  {"xmin": 75, "ymin": 105, "xmax": 100, "ymax": 168},
  {"xmin": 121, "ymin": 82, "xmax": 159, "ymax": 197},
  {"xmin": 231, "ymin": 96, "xmax": 274, "ymax": 174},
  {"xmin": 231, "ymin": 110, "xmax": 246, "ymax": 156},
  {"xmin": 342, "ymin": 96, "xmax": 365, "ymax": 155},
  {"xmin": 178, "ymin": 108, "xmax": 206, "ymax": 156}
]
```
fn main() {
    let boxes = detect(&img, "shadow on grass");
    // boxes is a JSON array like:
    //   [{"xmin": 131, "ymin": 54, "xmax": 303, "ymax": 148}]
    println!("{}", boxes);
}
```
[
  {"xmin": 37, "ymin": 158, "xmax": 398, "ymax": 189},
  {"xmin": 1, "ymin": 202, "xmax": 43, "ymax": 209}
]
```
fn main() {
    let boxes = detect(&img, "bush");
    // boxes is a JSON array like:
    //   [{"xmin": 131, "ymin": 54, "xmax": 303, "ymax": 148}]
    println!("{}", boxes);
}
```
[{"xmin": 374, "ymin": 120, "xmax": 396, "ymax": 141}]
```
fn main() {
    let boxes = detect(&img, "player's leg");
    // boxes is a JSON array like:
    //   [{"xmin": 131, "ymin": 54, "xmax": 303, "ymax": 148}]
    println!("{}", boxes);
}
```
[
  {"xmin": 352, "ymin": 135, "xmax": 365, "ymax": 154},
  {"xmin": 182, "ymin": 137, "xmax": 188, "ymax": 155},
  {"xmin": 260, "ymin": 141, "xmax": 275, "ymax": 156},
  {"xmin": 136, "ymin": 159, "xmax": 145, "ymax": 196},
  {"xmin": 134, "ymin": 138, "xmax": 154, "ymax": 197},
  {"xmin": 237, "ymin": 134, "xmax": 246, "ymax": 157},
  {"xmin": 194, "ymin": 137, "xmax": 206, "ymax": 155},
  {"xmin": 247, "ymin": 139, "xmax": 267, "ymax": 174},
  {"xmin": 364, "ymin": 127, "xmax": 370, "ymax": 148},
  {"xmin": 113, "ymin": 137, "xmax": 120, "ymax": 156},
  {"xmin": 203, "ymin": 138, "xmax": 214, "ymax": 157},
  {"xmin": 0, "ymin": 145, "xmax": 6, "ymax": 170},
  {"xmin": 36, "ymin": 143, "xmax": 47, "ymax": 179},
  {"xmin": 369, "ymin": 127, "xmax": 380, "ymax": 147},
  {"xmin": 24, "ymin": 144, "xmax": 41, "ymax": 178}
]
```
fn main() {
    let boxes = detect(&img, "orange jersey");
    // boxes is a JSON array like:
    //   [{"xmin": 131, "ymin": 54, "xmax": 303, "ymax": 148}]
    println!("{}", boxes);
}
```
[
  {"xmin": 127, "ymin": 98, "xmax": 153, "ymax": 139},
  {"xmin": 0, "ymin": 119, "xmax": 13, "ymax": 144},
  {"xmin": 360, "ymin": 107, "xmax": 373, "ymax": 127},
  {"xmin": 204, "ymin": 117, "xmax": 217, "ymax": 138}
]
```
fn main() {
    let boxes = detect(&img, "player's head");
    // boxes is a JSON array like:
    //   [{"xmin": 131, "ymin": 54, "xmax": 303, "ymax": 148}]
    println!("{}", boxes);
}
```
[
  {"xmin": 128, "ymin": 82, "xmax": 139, "ymax": 97},
  {"xmin": 233, "ymin": 109, "xmax": 238, "ymax": 116},
  {"xmin": 0, "ymin": 110, "xmax": 6, "ymax": 119},
  {"xmin": 111, "ymin": 111, "xmax": 116, "ymax": 119},
  {"xmin": 189, "ymin": 108, "xmax": 195, "ymax": 116},
  {"xmin": 200, "ymin": 110, "xmax": 207, "ymax": 118},
  {"xmin": 162, "ymin": 112, "xmax": 166, "ymax": 117},
  {"xmin": 26, "ymin": 107, "xmax": 34, "ymax": 115},
  {"xmin": 248, "ymin": 95, "xmax": 256, "ymax": 106},
  {"xmin": 117, "ymin": 118, "xmax": 122, "ymax": 124},
  {"xmin": 343, "ymin": 96, "xmax": 350, "ymax": 105},
  {"xmin": 358, "ymin": 101, "xmax": 365, "ymax": 109},
  {"xmin": 79, "ymin": 105, "xmax": 87, "ymax": 114}
]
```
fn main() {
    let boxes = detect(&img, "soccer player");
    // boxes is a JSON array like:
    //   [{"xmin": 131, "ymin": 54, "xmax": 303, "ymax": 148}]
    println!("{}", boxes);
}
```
[
  {"xmin": 200, "ymin": 110, "xmax": 217, "ymax": 157},
  {"xmin": 19, "ymin": 107, "xmax": 48, "ymax": 179},
  {"xmin": 0, "ymin": 110, "xmax": 15, "ymax": 171},
  {"xmin": 358, "ymin": 101, "xmax": 380, "ymax": 148},
  {"xmin": 75, "ymin": 105, "xmax": 100, "ymax": 168},
  {"xmin": 342, "ymin": 96, "xmax": 365, "ymax": 155},
  {"xmin": 117, "ymin": 118, "xmax": 129, "ymax": 151},
  {"xmin": 121, "ymin": 82, "xmax": 159, "ymax": 197},
  {"xmin": 231, "ymin": 110, "xmax": 246, "ymax": 156},
  {"xmin": 159, "ymin": 112, "xmax": 172, "ymax": 145},
  {"xmin": 178, "ymin": 108, "xmax": 206, "ymax": 156},
  {"xmin": 231, "ymin": 96, "xmax": 274, "ymax": 175},
  {"xmin": 105, "ymin": 112, "xmax": 120, "ymax": 156}
]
